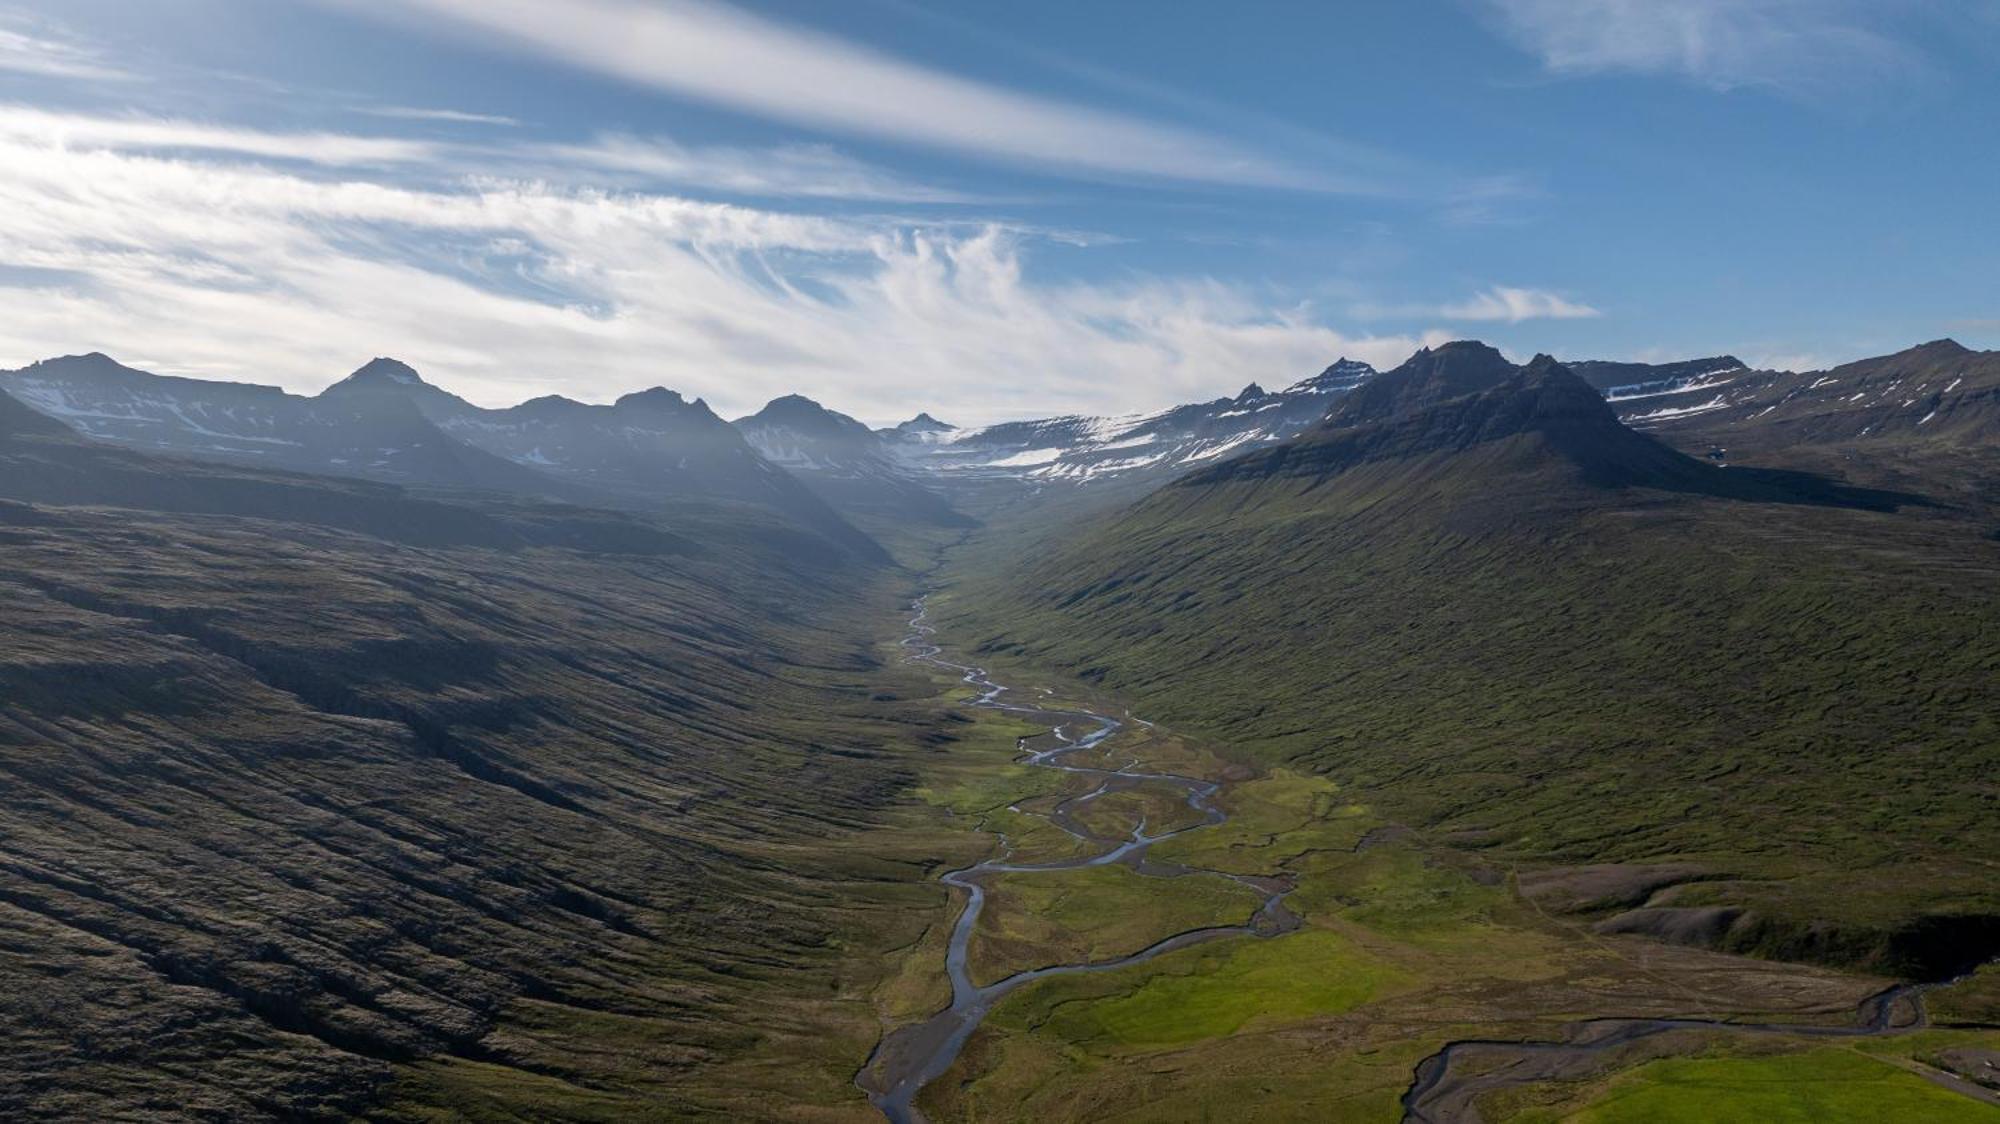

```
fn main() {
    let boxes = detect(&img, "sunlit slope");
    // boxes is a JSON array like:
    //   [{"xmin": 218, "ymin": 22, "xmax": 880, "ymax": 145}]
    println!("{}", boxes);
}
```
[{"xmin": 943, "ymin": 354, "xmax": 2000, "ymax": 978}]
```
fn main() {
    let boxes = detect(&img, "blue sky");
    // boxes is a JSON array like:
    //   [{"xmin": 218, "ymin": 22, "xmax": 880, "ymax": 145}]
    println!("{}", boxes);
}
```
[{"xmin": 0, "ymin": 0, "xmax": 1993, "ymax": 423}]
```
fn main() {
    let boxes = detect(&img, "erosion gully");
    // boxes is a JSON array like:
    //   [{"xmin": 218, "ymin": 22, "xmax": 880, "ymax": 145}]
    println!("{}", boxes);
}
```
[
  {"xmin": 855, "ymin": 598, "xmax": 1300, "ymax": 1123},
  {"xmin": 857, "ymin": 599, "xmax": 1982, "ymax": 1123}
]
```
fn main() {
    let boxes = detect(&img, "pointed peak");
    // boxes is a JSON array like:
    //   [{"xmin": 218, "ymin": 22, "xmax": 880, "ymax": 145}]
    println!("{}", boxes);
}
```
[
  {"xmin": 1235, "ymin": 383, "xmax": 1267, "ymax": 402},
  {"xmin": 1284, "ymin": 357, "xmax": 1376, "ymax": 396},
  {"xmin": 895, "ymin": 412, "xmax": 955, "ymax": 433},
  {"xmin": 320, "ymin": 358, "xmax": 433, "ymax": 400},
  {"xmin": 345, "ymin": 357, "xmax": 426, "ymax": 386}
]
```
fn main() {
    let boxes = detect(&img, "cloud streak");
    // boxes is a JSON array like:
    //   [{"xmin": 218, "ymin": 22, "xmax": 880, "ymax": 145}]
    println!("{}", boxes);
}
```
[
  {"xmin": 1476, "ymin": 0, "xmax": 1929, "ymax": 95},
  {"xmin": 538, "ymin": 133, "xmax": 983, "ymax": 202},
  {"xmin": 1440, "ymin": 286, "xmax": 1601, "ymax": 323},
  {"xmin": 0, "ymin": 104, "xmax": 438, "ymax": 166},
  {"xmin": 0, "ymin": 113, "xmax": 1439, "ymax": 425},
  {"xmin": 322, "ymin": 0, "xmax": 1376, "ymax": 191},
  {"xmin": 357, "ymin": 105, "xmax": 521, "ymax": 127},
  {"xmin": 0, "ymin": 24, "xmax": 132, "ymax": 82}
]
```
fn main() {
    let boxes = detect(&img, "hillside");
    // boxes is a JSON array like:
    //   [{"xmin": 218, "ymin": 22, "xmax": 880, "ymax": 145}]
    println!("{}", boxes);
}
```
[
  {"xmin": 941, "ymin": 348, "xmax": 2000, "ymax": 979},
  {"xmin": 0, "ymin": 418, "xmax": 940, "ymax": 1120}
]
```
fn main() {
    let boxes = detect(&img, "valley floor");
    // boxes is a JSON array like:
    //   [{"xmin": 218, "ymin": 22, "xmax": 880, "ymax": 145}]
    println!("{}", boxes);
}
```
[{"xmin": 850, "ymin": 599, "xmax": 2000, "ymax": 1123}]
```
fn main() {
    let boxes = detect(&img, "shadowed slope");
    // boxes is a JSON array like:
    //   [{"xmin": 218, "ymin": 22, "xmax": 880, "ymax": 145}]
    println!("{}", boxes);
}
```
[{"xmin": 0, "ymin": 411, "xmax": 927, "ymax": 1120}]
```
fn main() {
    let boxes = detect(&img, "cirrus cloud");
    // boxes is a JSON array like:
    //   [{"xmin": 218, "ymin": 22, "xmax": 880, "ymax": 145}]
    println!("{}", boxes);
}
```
[
  {"xmin": 1440, "ymin": 285, "xmax": 1601, "ymax": 323},
  {"xmin": 318, "ymin": 0, "xmax": 1393, "ymax": 193},
  {"xmin": 1476, "ymin": 0, "xmax": 1932, "ymax": 95},
  {"xmin": 0, "ymin": 112, "xmax": 1441, "ymax": 425}
]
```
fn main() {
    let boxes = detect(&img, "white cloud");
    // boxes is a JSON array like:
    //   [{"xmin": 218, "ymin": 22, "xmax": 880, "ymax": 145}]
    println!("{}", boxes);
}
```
[
  {"xmin": 538, "ymin": 133, "xmax": 981, "ymax": 202},
  {"xmin": 318, "ymin": 0, "xmax": 1371, "ymax": 191},
  {"xmin": 1744, "ymin": 351, "xmax": 1829, "ymax": 372},
  {"xmin": 357, "ymin": 105, "xmax": 521, "ymax": 127},
  {"xmin": 0, "ymin": 25, "xmax": 132, "ymax": 82},
  {"xmin": 1477, "ymin": 0, "xmax": 1928, "ymax": 94},
  {"xmin": 0, "ymin": 116, "xmax": 1438, "ymax": 425},
  {"xmin": 0, "ymin": 104, "xmax": 437, "ymax": 166},
  {"xmin": 1440, "ymin": 286, "xmax": 1601, "ymax": 323}
]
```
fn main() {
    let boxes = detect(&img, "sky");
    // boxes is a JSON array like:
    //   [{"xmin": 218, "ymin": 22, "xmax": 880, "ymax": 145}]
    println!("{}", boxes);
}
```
[{"xmin": 0, "ymin": 0, "xmax": 1994, "ymax": 425}]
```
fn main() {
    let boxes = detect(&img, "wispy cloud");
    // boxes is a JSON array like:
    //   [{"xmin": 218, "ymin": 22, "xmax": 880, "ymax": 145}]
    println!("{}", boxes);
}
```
[
  {"xmin": 357, "ymin": 105, "xmax": 521, "ymax": 127},
  {"xmin": 538, "ymin": 133, "xmax": 982, "ymax": 203},
  {"xmin": 0, "ymin": 23, "xmax": 132, "ymax": 82},
  {"xmin": 0, "ymin": 111, "xmax": 1438, "ymax": 424},
  {"xmin": 1440, "ymin": 286, "xmax": 1600, "ymax": 322},
  {"xmin": 1476, "ymin": 0, "xmax": 1930, "ymax": 95},
  {"xmin": 0, "ymin": 104, "xmax": 437, "ymax": 166},
  {"xmin": 319, "ymin": 0, "xmax": 1378, "ymax": 192}
]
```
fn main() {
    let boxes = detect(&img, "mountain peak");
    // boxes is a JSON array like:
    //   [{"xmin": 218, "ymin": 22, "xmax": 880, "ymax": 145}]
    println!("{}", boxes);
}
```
[
  {"xmin": 23, "ymin": 351, "xmax": 144, "ymax": 378},
  {"xmin": 1187, "ymin": 352, "xmax": 1699, "ymax": 492},
  {"xmin": 1909, "ymin": 338, "xmax": 1971, "ymax": 358},
  {"xmin": 614, "ymin": 387, "xmax": 725, "ymax": 425},
  {"xmin": 893, "ymin": 412, "xmax": 955, "ymax": 434},
  {"xmin": 615, "ymin": 386, "xmax": 687, "ymax": 409},
  {"xmin": 338, "ymin": 357, "xmax": 427, "ymax": 388},
  {"xmin": 1236, "ymin": 383, "xmax": 1267, "ymax": 402},
  {"xmin": 1329, "ymin": 339, "xmax": 1517, "ymax": 427},
  {"xmin": 1284, "ymin": 357, "xmax": 1376, "ymax": 397},
  {"xmin": 739, "ymin": 394, "xmax": 876, "ymax": 447}
]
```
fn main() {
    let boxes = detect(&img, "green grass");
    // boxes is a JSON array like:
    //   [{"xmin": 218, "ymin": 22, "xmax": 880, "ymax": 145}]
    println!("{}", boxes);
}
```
[
  {"xmin": 969, "ymin": 863, "xmax": 1263, "ymax": 986},
  {"xmin": 1511, "ymin": 1046, "xmax": 2000, "ymax": 1123},
  {"xmin": 1147, "ymin": 768, "xmax": 1368, "ymax": 874},
  {"xmin": 1930, "ymin": 963, "xmax": 2000, "ymax": 1026},
  {"xmin": 1023, "ymin": 928, "xmax": 1410, "ymax": 1048}
]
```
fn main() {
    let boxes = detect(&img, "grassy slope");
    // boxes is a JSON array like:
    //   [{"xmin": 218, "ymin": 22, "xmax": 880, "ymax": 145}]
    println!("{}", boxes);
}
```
[
  {"xmin": 0, "ymin": 446, "xmax": 960, "ymax": 1120},
  {"xmin": 1496, "ymin": 1041, "xmax": 2000, "ymax": 1123},
  {"xmin": 939, "ymin": 431, "xmax": 2000, "ymax": 976}
]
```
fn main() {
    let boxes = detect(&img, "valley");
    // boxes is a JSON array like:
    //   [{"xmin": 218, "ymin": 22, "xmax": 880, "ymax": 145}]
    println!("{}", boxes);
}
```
[
  {"xmin": 852, "ymin": 586, "xmax": 1999, "ymax": 1123},
  {"xmin": 2, "ymin": 339, "xmax": 1997, "ymax": 1122}
]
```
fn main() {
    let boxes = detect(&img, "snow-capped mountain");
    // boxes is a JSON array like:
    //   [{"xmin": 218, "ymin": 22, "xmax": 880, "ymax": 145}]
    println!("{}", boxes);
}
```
[
  {"xmin": 1596, "ymin": 340, "xmax": 1999, "ymax": 450},
  {"xmin": 2, "ymin": 352, "xmax": 561, "ymax": 495},
  {"xmin": 736, "ymin": 394, "xmax": 896, "ymax": 477},
  {"xmin": 0, "ymin": 353, "xmax": 881, "ymax": 556},
  {"xmin": 878, "ymin": 358, "xmax": 1376, "ymax": 483},
  {"xmin": 733, "ymin": 395, "xmax": 969, "ymax": 530}
]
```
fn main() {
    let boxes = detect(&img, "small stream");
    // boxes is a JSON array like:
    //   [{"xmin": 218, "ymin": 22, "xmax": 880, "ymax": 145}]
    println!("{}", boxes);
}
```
[
  {"xmin": 853, "ymin": 599, "xmax": 1989, "ymax": 1123},
  {"xmin": 1398, "ymin": 980, "xmax": 1948, "ymax": 1123},
  {"xmin": 856, "ymin": 599, "xmax": 1299, "ymax": 1124}
]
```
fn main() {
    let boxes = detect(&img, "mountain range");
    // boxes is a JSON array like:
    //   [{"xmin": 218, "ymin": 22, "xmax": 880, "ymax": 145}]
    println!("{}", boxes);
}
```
[{"xmin": 3, "ymin": 334, "xmax": 1998, "ymax": 1119}]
